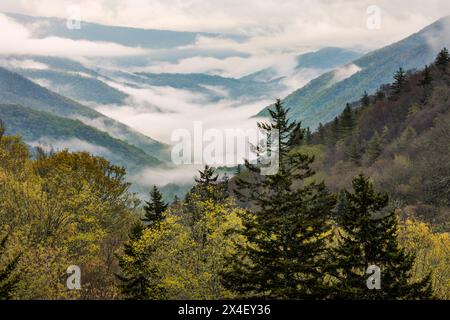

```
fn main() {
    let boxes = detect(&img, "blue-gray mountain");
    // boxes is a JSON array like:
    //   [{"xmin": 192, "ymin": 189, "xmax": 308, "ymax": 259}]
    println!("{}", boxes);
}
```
[
  {"xmin": 241, "ymin": 47, "xmax": 363, "ymax": 83},
  {"xmin": 256, "ymin": 16, "xmax": 450, "ymax": 130}
]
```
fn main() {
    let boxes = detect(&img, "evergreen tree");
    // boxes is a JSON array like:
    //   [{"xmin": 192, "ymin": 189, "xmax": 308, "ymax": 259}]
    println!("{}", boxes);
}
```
[
  {"xmin": 327, "ymin": 117, "xmax": 340, "ymax": 145},
  {"xmin": 391, "ymin": 67, "xmax": 407, "ymax": 95},
  {"xmin": 304, "ymin": 127, "xmax": 313, "ymax": 145},
  {"xmin": 361, "ymin": 91, "xmax": 370, "ymax": 108},
  {"xmin": 330, "ymin": 175, "xmax": 433, "ymax": 299},
  {"xmin": 224, "ymin": 99, "xmax": 336, "ymax": 299},
  {"xmin": 339, "ymin": 103, "xmax": 355, "ymax": 139},
  {"xmin": 116, "ymin": 223, "xmax": 165, "ymax": 300},
  {"xmin": 435, "ymin": 47, "xmax": 449, "ymax": 72},
  {"xmin": 142, "ymin": 186, "xmax": 168, "ymax": 226},
  {"xmin": 188, "ymin": 165, "xmax": 226, "ymax": 203},
  {"xmin": 375, "ymin": 88, "xmax": 386, "ymax": 102},
  {"xmin": 0, "ymin": 235, "xmax": 20, "ymax": 300},
  {"xmin": 364, "ymin": 127, "xmax": 388, "ymax": 165},
  {"xmin": 419, "ymin": 65, "xmax": 432, "ymax": 87},
  {"xmin": 194, "ymin": 164, "xmax": 218, "ymax": 185},
  {"xmin": 347, "ymin": 133, "xmax": 363, "ymax": 166},
  {"xmin": 317, "ymin": 123, "xmax": 325, "ymax": 144}
]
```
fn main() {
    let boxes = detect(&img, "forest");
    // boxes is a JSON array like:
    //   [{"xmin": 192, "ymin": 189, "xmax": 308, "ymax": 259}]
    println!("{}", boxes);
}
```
[{"xmin": 0, "ymin": 49, "xmax": 449, "ymax": 300}]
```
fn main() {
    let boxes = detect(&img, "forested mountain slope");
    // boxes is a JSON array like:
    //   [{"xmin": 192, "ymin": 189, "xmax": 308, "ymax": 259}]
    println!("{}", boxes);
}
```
[{"xmin": 257, "ymin": 16, "xmax": 450, "ymax": 130}]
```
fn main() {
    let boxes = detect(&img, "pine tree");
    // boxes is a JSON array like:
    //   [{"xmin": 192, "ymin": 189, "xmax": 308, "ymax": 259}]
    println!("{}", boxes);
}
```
[
  {"xmin": 375, "ymin": 88, "xmax": 386, "ymax": 102},
  {"xmin": 364, "ymin": 127, "xmax": 388, "ymax": 165},
  {"xmin": 330, "ymin": 175, "xmax": 433, "ymax": 299},
  {"xmin": 391, "ymin": 67, "xmax": 407, "ymax": 95},
  {"xmin": 189, "ymin": 165, "xmax": 225, "ymax": 203},
  {"xmin": 435, "ymin": 47, "xmax": 449, "ymax": 72},
  {"xmin": 116, "ymin": 223, "xmax": 165, "ymax": 300},
  {"xmin": 339, "ymin": 103, "xmax": 355, "ymax": 139},
  {"xmin": 361, "ymin": 91, "xmax": 370, "ymax": 108},
  {"xmin": 0, "ymin": 235, "xmax": 20, "ymax": 300},
  {"xmin": 304, "ymin": 127, "xmax": 313, "ymax": 145},
  {"xmin": 327, "ymin": 117, "xmax": 340, "ymax": 145},
  {"xmin": 194, "ymin": 164, "xmax": 218, "ymax": 185},
  {"xmin": 224, "ymin": 99, "xmax": 336, "ymax": 299},
  {"xmin": 347, "ymin": 133, "xmax": 363, "ymax": 166},
  {"xmin": 419, "ymin": 65, "xmax": 432, "ymax": 87},
  {"xmin": 142, "ymin": 186, "xmax": 168, "ymax": 226},
  {"xmin": 317, "ymin": 123, "xmax": 325, "ymax": 144}
]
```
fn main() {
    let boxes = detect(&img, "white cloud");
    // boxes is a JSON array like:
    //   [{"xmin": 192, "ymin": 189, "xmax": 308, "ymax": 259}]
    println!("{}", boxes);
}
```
[
  {"xmin": 331, "ymin": 64, "xmax": 362, "ymax": 84},
  {"xmin": 94, "ymin": 81, "xmax": 269, "ymax": 145},
  {"xmin": 1, "ymin": 0, "xmax": 449, "ymax": 50},
  {"xmin": 130, "ymin": 165, "xmax": 204, "ymax": 186},
  {"xmin": 28, "ymin": 137, "xmax": 112, "ymax": 157},
  {"xmin": 140, "ymin": 52, "xmax": 299, "ymax": 78},
  {"xmin": 0, "ymin": 58, "xmax": 48, "ymax": 70},
  {"xmin": 0, "ymin": 13, "xmax": 148, "ymax": 58}
]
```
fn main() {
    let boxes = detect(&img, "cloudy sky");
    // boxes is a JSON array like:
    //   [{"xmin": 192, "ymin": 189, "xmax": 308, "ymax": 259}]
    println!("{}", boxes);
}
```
[{"xmin": 0, "ymin": 0, "xmax": 449, "ymax": 50}]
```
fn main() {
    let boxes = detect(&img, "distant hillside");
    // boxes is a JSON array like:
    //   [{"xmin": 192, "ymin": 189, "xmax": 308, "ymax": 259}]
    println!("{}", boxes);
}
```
[
  {"xmin": 256, "ymin": 16, "xmax": 450, "ymax": 129},
  {"xmin": 4, "ymin": 12, "xmax": 236, "ymax": 49},
  {"xmin": 296, "ymin": 47, "xmax": 362, "ymax": 70},
  {"xmin": 0, "ymin": 66, "xmax": 169, "ymax": 160},
  {"xmin": 0, "ymin": 104, "xmax": 162, "ymax": 171},
  {"xmin": 241, "ymin": 47, "xmax": 362, "ymax": 83},
  {"xmin": 135, "ymin": 72, "xmax": 283, "ymax": 102},
  {"xmin": 14, "ymin": 69, "xmax": 128, "ymax": 105}
]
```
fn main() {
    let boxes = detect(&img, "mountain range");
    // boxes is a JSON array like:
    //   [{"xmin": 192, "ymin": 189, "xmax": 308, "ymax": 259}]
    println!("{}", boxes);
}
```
[{"xmin": 257, "ymin": 16, "xmax": 450, "ymax": 130}]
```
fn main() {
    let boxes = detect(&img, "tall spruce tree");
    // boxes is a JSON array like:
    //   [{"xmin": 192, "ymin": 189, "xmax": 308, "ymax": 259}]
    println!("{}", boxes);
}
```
[
  {"xmin": 330, "ymin": 175, "xmax": 433, "ymax": 299},
  {"xmin": 317, "ymin": 123, "xmax": 325, "ymax": 144},
  {"xmin": 435, "ymin": 47, "xmax": 449, "ymax": 72},
  {"xmin": 0, "ymin": 235, "xmax": 20, "ymax": 300},
  {"xmin": 189, "ymin": 165, "xmax": 227, "ymax": 203},
  {"xmin": 116, "ymin": 223, "xmax": 165, "ymax": 300},
  {"xmin": 339, "ymin": 103, "xmax": 355, "ymax": 139},
  {"xmin": 224, "ymin": 99, "xmax": 336, "ymax": 299},
  {"xmin": 304, "ymin": 127, "xmax": 313, "ymax": 145},
  {"xmin": 361, "ymin": 91, "xmax": 370, "ymax": 108},
  {"xmin": 419, "ymin": 65, "xmax": 432, "ymax": 87},
  {"xmin": 391, "ymin": 67, "xmax": 407, "ymax": 95},
  {"xmin": 142, "ymin": 186, "xmax": 168, "ymax": 226},
  {"xmin": 347, "ymin": 133, "xmax": 363, "ymax": 166},
  {"xmin": 327, "ymin": 117, "xmax": 340, "ymax": 145}
]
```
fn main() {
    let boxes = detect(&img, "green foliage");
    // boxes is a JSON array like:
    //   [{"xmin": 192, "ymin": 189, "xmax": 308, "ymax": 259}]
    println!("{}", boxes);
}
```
[
  {"xmin": 0, "ymin": 133, "xmax": 138, "ymax": 299},
  {"xmin": 143, "ymin": 186, "xmax": 168, "ymax": 226},
  {"xmin": 0, "ymin": 235, "xmax": 21, "ymax": 300},
  {"xmin": 257, "ymin": 19, "xmax": 450, "ymax": 129},
  {"xmin": 435, "ymin": 47, "xmax": 449, "ymax": 71},
  {"xmin": 361, "ymin": 91, "xmax": 370, "ymax": 108},
  {"xmin": 225, "ymin": 100, "xmax": 336, "ymax": 299},
  {"xmin": 116, "ymin": 222, "xmax": 166, "ymax": 300},
  {"xmin": 0, "ymin": 104, "xmax": 163, "ymax": 171},
  {"xmin": 331, "ymin": 175, "xmax": 433, "ymax": 299},
  {"xmin": 391, "ymin": 67, "xmax": 407, "ymax": 95}
]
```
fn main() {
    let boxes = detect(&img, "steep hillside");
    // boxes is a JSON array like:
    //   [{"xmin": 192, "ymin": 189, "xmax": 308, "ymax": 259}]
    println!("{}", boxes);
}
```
[
  {"xmin": 0, "ymin": 104, "xmax": 162, "ymax": 171},
  {"xmin": 0, "ymin": 67, "xmax": 169, "ymax": 159},
  {"xmin": 241, "ymin": 47, "xmax": 362, "ymax": 83},
  {"xmin": 14, "ymin": 69, "xmax": 128, "ymax": 105},
  {"xmin": 257, "ymin": 16, "xmax": 450, "ymax": 129},
  {"xmin": 298, "ymin": 50, "xmax": 450, "ymax": 230}
]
